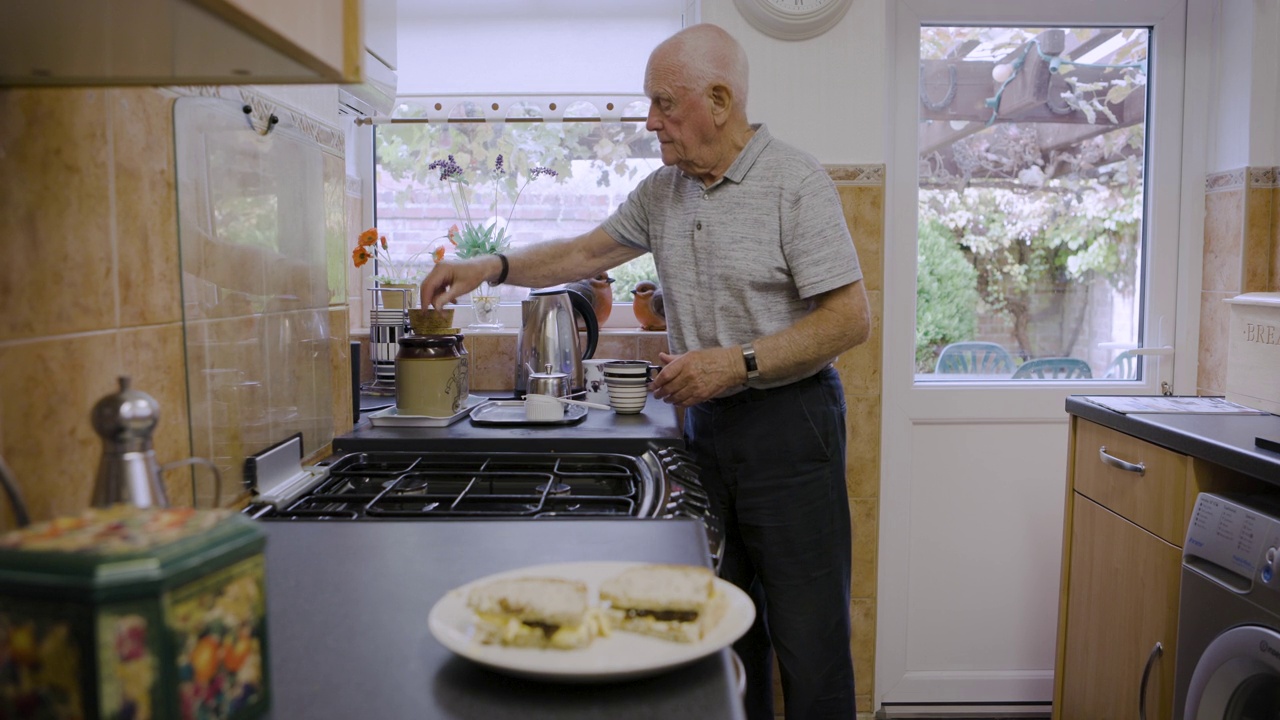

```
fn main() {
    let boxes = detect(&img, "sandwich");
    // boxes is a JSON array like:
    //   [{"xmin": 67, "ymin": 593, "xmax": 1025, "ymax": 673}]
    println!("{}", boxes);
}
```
[
  {"xmin": 598, "ymin": 564, "xmax": 728, "ymax": 643},
  {"xmin": 466, "ymin": 576, "xmax": 603, "ymax": 650}
]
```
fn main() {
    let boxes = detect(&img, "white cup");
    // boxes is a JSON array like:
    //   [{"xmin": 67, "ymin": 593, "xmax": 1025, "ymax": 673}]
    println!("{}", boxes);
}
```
[
  {"xmin": 582, "ymin": 358, "xmax": 617, "ymax": 406},
  {"xmin": 524, "ymin": 394, "xmax": 565, "ymax": 421}
]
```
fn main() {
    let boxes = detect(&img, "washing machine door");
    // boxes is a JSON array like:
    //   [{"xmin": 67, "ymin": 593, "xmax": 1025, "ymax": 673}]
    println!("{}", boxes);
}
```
[{"xmin": 1185, "ymin": 625, "xmax": 1280, "ymax": 719}]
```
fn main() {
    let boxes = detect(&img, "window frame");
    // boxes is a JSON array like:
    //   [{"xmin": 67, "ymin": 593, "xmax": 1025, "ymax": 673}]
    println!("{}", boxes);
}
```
[{"xmin": 351, "ymin": 94, "xmax": 663, "ymax": 333}]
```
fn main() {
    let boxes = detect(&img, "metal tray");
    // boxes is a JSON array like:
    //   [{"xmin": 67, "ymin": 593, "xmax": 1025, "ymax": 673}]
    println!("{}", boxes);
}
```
[
  {"xmin": 368, "ymin": 395, "xmax": 491, "ymax": 427},
  {"xmin": 469, "ymin": 400, "xmax": 588, "ymax": 426}
]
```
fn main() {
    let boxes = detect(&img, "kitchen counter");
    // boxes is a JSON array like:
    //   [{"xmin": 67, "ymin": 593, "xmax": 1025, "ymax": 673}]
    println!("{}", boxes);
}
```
[
  {"xmin": 260, "ymin": 518, "xmax": 742, "ymax": 720},
  {"xmin": 1065, "ymin": 396, "xmax": 1280, "ymax": 484},
  {"xmin": 338, "ymin": 393, "xmax": 683, "ymax": 454}
]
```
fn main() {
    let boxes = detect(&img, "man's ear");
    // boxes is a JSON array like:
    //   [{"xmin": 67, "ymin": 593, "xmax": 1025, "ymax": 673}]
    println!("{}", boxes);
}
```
[{"xmin": 707, "ymin": 84, "xmax": 733, "ymax": 125}]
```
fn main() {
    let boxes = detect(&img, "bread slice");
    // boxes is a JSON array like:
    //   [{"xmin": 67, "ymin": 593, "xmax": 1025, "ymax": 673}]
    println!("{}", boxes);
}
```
[
  {"xmin": 466, "ymin": 576, "xmax": 601, "ymax": 650},
  {"xmin": 598, "ymin": 564, "xmax": 728, "ymax": 643}
]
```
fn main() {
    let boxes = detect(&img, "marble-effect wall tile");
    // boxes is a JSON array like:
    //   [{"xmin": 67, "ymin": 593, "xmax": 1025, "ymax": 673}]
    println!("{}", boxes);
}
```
[
  {"xmin": 837, "ymin": 184, "xmax": 885, "ymax": 293},
  {"xmin": 850, "ymin": 498, "xmax": 878, "ymax": 600},
  {"xmin": 0, "ymin": 89, "xmax": 116, "ymax": 341},
  {"xmin": 1244, "ymin": 184, "xmax": 1273, "ymax": 293},
  {"xmin": 844, "ymin": 395, "xmax": 881, "ymax": 500},
  {"xmin": 0, "ymin": 334, "xmax": 122, "ymax": 529},
  {"xmin": 1273, "ymin": 186, "xmax": 1280, "ymax": 291},
  {"xmin": 851, "ymin": 597, "xmax": 876, "ymax": 714},
  {"xmin": 1203, "ymin": 189, "xmax": 1245, "ymax": 294},
  {"xmin": 1198, "ymin": 291, "xmax": 1233, "ymax": 396},
  {"xmin": 329, "ymin": 307, "xmax": 353, "ymax": 438},
  {"xmin": 112, "ymin": 88, "xmax": 181, "ymax": 327},
  {"xmin": 594, "ymin": 333, "xmax": 639, "ymax": 362}
]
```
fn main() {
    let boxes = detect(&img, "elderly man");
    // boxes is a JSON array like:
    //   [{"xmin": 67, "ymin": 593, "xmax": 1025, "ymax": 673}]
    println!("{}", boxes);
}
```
[{"xmin": 420, "ymin": 23, "xmax": 870, "ymax": 719}]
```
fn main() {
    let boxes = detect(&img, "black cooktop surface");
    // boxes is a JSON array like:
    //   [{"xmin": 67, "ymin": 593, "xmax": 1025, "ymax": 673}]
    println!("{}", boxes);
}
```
[{"xmin": 337, "ymin": 393, "xmax": 684, "ymax": 455}]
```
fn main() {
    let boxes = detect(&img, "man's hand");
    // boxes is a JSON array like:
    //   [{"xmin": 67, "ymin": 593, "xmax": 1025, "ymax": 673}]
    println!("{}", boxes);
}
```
[
  {"xmin": 650, "ymin": 348, "xmax": 745, "ymax": 408},
  {"xmin": 419, "ymin": 257, "xmax": 498, "ymax": 309}
]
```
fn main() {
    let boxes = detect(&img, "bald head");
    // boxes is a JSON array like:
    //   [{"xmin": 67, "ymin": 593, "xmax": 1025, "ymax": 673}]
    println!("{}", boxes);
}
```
[{"xmin": 648, "ymin": 24, "xmax": 749, "ymax": 114}]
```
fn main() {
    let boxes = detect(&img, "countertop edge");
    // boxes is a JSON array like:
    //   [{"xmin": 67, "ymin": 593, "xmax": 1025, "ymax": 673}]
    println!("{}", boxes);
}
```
[{"xmin": 1065, "ymin": 396, "xmax": 1280, "ymax": 484}]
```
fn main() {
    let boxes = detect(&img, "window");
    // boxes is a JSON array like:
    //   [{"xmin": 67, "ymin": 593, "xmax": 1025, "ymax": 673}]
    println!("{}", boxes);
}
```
[
  {"xmin": 372, "ymin": 97, "xmax": 663, "ymax": 313},
  {"xmin": 915, "ymin": 26, "xmax": 1149, "ymax": 382}
]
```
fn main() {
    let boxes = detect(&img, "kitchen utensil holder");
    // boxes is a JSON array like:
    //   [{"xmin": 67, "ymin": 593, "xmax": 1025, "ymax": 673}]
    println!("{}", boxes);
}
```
[{"xmin": 364, "ymin": 289, "xmax": 408, "ymax": 396}]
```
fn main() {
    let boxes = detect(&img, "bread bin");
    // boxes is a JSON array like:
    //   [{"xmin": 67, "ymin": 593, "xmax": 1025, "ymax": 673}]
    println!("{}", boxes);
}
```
[
  {"xmin": 0, "ymin": 505, "xmax": 269, "ymax": 720},
  {"xmin": 1225, "ymin": 292, "xmax": 1280, "ymax": 414}
]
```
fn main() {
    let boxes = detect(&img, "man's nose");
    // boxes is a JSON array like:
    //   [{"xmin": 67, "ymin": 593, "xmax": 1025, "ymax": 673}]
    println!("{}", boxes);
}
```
[{"xmin": 646, "ymin": 108, "xmax": 661, "ymax": 131}]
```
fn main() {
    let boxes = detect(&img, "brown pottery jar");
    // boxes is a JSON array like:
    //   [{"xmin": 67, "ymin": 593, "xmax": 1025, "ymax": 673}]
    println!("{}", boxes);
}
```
[{"xmin": 395, "ymin": 334, "xmax": 469, "ymax": 417}]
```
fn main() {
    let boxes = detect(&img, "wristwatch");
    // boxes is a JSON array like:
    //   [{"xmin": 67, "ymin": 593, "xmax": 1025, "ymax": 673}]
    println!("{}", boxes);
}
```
[{"xmin": 741, "ymin": 343, "xmax": 760, "ymax": 382}]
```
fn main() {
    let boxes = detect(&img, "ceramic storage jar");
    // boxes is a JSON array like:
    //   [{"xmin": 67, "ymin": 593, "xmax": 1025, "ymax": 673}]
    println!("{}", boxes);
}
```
[{"xmin": 395, "ymin": 334, "xmax": 470, "ymax": 417}]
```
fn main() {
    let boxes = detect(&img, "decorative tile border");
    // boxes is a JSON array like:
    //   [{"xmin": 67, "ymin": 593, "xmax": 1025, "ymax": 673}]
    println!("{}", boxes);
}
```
[
  {"xmin": 168, "ymin": 85, "xmax": 343, "ymax": 154},
  {"xmin": 827, "ymin": 164, "xmax": 886, "ymax": 187},
  {"xmin": 1206, "ymin": 168, "xmax": 1247, "ymax": 193},
  {"xmin": 1249, "ymin": 167, "xmax": 1280, "ymax": 188}
]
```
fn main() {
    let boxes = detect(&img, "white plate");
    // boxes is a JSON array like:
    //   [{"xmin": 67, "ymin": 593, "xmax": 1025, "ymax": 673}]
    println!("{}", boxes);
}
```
[
  {"xmin": 368, "ymin": 395, "xmax": 490, "ymax": 427},
  {"xmin": 427, "ymin": 561, "xmax": 754, "ymax": 683}
]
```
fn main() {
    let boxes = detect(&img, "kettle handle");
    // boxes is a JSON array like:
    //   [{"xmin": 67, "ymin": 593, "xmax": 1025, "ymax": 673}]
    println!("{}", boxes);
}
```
[{"xmin": 564, "ymin": 286, "xmax": 599, "ymax": 360}]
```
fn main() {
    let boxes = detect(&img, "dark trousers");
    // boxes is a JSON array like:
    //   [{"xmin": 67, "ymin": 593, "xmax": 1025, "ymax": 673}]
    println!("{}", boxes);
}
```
[{"xmin": 685, "ymin": 367, "xmax": 856, "ymax": 720}]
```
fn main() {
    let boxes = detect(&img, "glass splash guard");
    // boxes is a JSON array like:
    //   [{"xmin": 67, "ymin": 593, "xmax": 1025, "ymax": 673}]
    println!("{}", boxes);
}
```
[{"xmin": 174, "ymin": 96, "xmax": 345, "ymax": 502}]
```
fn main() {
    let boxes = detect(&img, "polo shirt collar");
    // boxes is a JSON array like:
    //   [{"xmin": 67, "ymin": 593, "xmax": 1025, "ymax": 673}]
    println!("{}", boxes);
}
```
[{"xmin": 721, "ymin": 123, "xmax": 771, "ymax": 185}]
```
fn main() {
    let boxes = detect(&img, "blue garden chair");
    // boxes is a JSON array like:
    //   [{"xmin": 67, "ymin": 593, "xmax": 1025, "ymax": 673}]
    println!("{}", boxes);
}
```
[
  {"xmin": 1011, "ymin": 357, "xmax": 1093, "ymax": 379},
  {"xmin": 1104, "ymin": 350, "xmax": 1141, "ymax": 380},
  {"xmin": 934, "ymin": 342, "xmax": 1016, "ymax": 375}
]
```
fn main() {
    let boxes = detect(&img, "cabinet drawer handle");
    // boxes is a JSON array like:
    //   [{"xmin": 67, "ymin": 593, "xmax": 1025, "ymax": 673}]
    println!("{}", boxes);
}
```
[
  {"xmin": 1139, "ymin": 641, "xmax": 1162, "ymax": 720},
  {"xmin": 1099, "ymin": 446, "xmax": 1145, "ymax": 476}
]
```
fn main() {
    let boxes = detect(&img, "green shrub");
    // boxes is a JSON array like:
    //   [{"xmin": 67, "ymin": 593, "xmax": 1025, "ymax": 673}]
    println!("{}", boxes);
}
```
[{"xmin": 916, "ymin": 221, "xmax": 980, "ymax": 371}]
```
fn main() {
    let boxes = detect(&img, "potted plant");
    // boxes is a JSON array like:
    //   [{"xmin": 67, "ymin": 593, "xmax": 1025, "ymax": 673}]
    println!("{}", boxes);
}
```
[
  {"xmin": 427, "ymin": 153, "xmax": 557, "ymax": 327},
  {"xmin": 351, "ymin": 227, "xmax": 443, "ymax": 309}
]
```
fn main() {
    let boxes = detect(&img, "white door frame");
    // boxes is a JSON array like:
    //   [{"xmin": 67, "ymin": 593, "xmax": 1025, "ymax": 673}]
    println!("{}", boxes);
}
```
[{"xmin": 877, "ymin": 0, "xmax": 1210, "ymax": 707}]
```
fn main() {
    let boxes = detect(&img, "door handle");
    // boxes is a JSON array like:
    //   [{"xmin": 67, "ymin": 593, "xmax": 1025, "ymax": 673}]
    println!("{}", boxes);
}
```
[
  {"xmin": 1099, "ymin": 446, "xmax": 1145, "ymax": 476},
  {"xmin": 1138, "ymin": 641, "xmax": 1163, "ymax": 720}
]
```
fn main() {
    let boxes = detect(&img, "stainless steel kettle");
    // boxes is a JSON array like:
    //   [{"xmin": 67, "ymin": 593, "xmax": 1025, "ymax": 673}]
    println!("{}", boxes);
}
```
[{"xmin": 515, "ymin": 287, "xmax": 599, "ymax": 396}]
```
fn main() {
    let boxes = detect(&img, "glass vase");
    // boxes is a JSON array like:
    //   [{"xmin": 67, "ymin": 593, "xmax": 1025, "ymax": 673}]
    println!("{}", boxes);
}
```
[{"xmin": 469, "ymin": 281, "xmax": 502, "ymax": 329}]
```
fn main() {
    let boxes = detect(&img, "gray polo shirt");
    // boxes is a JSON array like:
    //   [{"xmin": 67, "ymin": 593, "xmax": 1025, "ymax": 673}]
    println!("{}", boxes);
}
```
[{"xmin": 601, "ymin": 124, "xmax": 863, "ymax": 388}]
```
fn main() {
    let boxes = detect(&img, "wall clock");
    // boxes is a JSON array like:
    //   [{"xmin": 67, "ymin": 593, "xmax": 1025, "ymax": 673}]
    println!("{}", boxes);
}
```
[{"xmin": 732, "ymin": 0, "xmax": 853, "ymax": 41}]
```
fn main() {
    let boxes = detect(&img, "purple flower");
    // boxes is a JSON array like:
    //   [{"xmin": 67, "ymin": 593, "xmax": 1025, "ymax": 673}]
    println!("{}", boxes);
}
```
[
  {"xmin": 494, "ymin": 155, "xmax": 505, "ymax": 175},
  {"xmin": 427, "ymin": 155, "xmax": 464, "ymax": 181},
  {"xmin": 529, "ymin": 166, "xmax": 557, "ymax": 179}
]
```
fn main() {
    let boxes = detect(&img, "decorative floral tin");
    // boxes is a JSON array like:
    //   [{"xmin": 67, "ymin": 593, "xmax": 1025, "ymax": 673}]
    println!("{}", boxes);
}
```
[{"xmin": 0, "ymin": 505, "xmax": 268, "ymax": 720}]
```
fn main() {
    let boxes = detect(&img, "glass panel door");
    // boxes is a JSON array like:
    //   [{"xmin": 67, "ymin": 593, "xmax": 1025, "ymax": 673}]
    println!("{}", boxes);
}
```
[{"xmin": 916, "ymin": 26, "xmax": 1149, "ymax": 383}]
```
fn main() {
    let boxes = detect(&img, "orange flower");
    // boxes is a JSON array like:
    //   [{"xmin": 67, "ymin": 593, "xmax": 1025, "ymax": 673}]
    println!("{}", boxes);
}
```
[
  {"xmin": 448, "ymin": 224, "xmax": 459, "ymax": 246},
  {"xmin": 352, "ymin": 246, "xmax": 371, "ymax": 268},
  {"xmin": 431, "ymin": 246, "xmax": 446, "ymax": 263},
  {"xmin": 379, "ymin": 235, "xmax": 389, "ymax": 250},
  {"xmin": 358, "ymin": 228, "xmax": 378, "ymax": 247}
]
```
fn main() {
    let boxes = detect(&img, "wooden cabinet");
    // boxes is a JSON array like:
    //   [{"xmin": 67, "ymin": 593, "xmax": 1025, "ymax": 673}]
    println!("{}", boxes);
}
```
[
  {"xmin": 1053, "ymin": 417, "xmax": 1269, "ymax": 720},
  {"xmin": 1, "ymin": 0, "xmax": 361, "ymax": 86},
  {"xmin": 1059, "ymin": 494, "xmax": 1180, "ymax": 719}
]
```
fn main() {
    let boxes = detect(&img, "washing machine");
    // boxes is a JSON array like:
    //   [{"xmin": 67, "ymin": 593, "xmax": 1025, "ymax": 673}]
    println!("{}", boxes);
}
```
[{"xmin": 1173, "ymin": 493, "xmax": 1280, "ymax": 719}]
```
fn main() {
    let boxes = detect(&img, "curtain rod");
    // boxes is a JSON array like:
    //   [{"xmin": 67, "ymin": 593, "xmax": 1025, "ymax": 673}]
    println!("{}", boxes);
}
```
[{"xmin": 354, "ymin": 116, "xmax": 648, "ymax": 126}]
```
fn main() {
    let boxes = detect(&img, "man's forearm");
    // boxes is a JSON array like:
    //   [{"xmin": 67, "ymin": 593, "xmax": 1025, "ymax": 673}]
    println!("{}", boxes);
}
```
[
  {"xmin": 499, "ymin": 229, "xmax": 642, "ymax": 289},
  {"xmin": 750, "ymin": 281, "xmax": 871, "ymax": 383}
]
